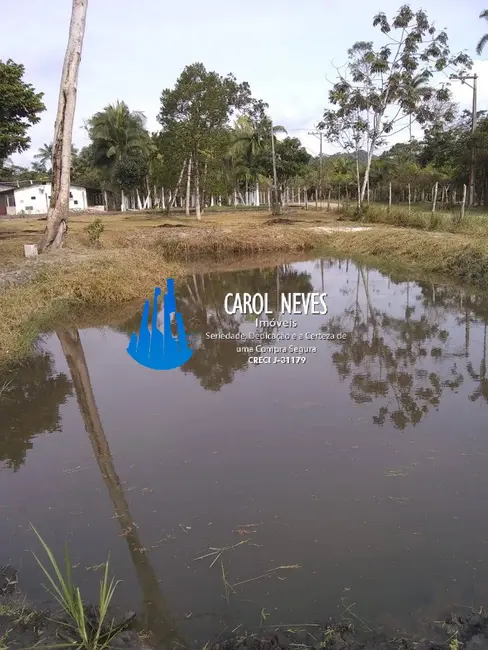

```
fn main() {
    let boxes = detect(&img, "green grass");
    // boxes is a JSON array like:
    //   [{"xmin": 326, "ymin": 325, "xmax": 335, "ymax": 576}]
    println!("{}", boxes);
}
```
[
  {"xmin": 341, "ymin": 202, "xmax": 488, "ymax": 235},
  {"xmin": 30, "ymin": 525, "xmax": 122, "ymax": 650},
  {"xmin": 0, "ymin": 630, "xmax": 11, "ymax": 650}
]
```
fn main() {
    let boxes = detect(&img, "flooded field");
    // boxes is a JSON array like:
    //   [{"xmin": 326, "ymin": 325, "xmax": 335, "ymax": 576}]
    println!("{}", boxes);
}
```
[{"xmin": 1, "ymin": 257, "xmax": 488, "ymax": 647}]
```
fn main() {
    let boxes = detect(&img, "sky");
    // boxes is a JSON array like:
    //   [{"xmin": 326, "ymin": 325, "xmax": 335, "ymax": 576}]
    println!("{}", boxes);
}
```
[{"xmin": 2, "ymin": 0, "xmax": 487, "ymax": 167}]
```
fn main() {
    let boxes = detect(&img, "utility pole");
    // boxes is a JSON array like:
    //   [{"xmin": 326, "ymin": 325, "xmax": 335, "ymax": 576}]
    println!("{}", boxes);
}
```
[
  {"xmin": 451, "ymin": 73, "xmax": 478, "ymax": 208},
  {"xmin": 309, "ymin": 129, "xmax": 324, "ymax": 205},
  {"xmin": 270, "ymin": 119, "xmax": 281, "ymax": 215}
]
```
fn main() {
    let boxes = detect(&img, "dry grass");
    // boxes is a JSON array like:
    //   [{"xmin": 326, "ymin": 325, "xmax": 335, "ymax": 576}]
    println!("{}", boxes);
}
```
[
  {"xmin": 1, "ymin": 206, "xmax": 488, "ymax": 371},
  {"xmin": 0, "ymin": 209, "xmax": 342, "ymax": 369}
]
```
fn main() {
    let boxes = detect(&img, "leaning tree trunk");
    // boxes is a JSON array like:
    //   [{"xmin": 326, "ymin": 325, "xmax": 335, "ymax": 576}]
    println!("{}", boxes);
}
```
[
  {"xmin": 39, "ymin": 0, "xmax": 88, "ymax": 252},
  {"xmin": 169, "ymin": 159, "xmax": 186, "ymax": 211}
]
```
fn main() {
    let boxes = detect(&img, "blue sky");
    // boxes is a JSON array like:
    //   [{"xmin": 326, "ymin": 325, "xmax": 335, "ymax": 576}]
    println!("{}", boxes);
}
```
[{"xmin": 2, "ymin": 0, "xmax": 487, "ymax": 166}]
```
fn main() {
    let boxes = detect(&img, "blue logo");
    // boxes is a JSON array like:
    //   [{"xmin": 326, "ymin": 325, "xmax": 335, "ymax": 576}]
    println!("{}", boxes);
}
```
[{"xmin": 127, "ymin": 279, "xmax": 193, "ymax": 370}]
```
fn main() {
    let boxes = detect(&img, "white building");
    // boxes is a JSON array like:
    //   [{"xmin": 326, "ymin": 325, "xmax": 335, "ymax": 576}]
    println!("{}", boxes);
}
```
[{"xmin": 0, "ymin": 182, "xmax": 88, "ymax": 216}]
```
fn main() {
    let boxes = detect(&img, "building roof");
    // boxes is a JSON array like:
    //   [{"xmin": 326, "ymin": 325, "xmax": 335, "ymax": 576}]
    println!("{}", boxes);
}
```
[{"xmin": 0, "ymin": 181, "xmax": 88, "ymax": 192}]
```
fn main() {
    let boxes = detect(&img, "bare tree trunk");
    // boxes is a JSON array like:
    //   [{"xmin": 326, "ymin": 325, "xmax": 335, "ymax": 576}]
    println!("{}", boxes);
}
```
[
  {"xmin": 408, "ymin": 183, "xmax": 411, "ymax": 215},
  {"xmin": 120, "ymin": 189, "xmax": 126, "ymax": 212},
  {"xmin": 255, "ymin": 177, "xmax": 260, "ymax": 207},
  {"xmin": 39, "ymin": 0, "xmax": 88, "ymax": 252},
  {"xmin": 461, "ymin": 183, "xmax": 467, "ymax": 220},
  {"xmin": 355, "ymin": 148, "xmax": 361, "ymax": 213},
  {"xmin": 185, "ymin": 156, "xmax": 192, "ymax": 216},
  {"xmin": 136, "ymin": 188, "xmax": 143, "ymax": 210},
  {"xmin": 432, "ymin": 182, "xmax": 438, "ymax": 213},
  {"xmin": 200, "ymin": 160, "xmax": 208, "ymax": 216},
  {"xmin": 169, "ymin": 159, "xmax": 186, "ymax": 211},
  {"xmin": 359, "ymin": 150, "xmax": 374, "ymax": 205},
  {"xmin": 388, "ymin": 182, "xmax": 392, "ymax": 213},
  {"xmin": 103, "ymin": 189, "xmax": 108, "ymax": 211},
  {"xmin": 145, "ymin": 177, "xmax": 152, "ymax": 210},
  {"xmin": 194, "ymin": 154, "xmax": 201, "ymax": 220}
]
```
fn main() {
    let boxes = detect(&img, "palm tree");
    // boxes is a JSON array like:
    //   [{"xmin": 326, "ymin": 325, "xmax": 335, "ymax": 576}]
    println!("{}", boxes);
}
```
[
  {"xmin": 33, "ymin": 143, "xmax": 53, "ymax": 169},
  {"xmin": 476, "ymin": 10, "xmax": 488, "ymax": 55},
  {"xmin": 231, "ymin": 116, "xmax": 286, "ymax": 206},
  {"xmin": 34, "ymin": 142, "xmax": 79, "ymax": 171},
  {"xmin": 87, "ymin": 101, "xmax": 151, "ymax": 209}
]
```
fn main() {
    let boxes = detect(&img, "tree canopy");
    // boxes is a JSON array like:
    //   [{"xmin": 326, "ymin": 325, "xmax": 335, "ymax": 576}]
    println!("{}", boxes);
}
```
[
  {"xmin": 0, "ymin": 59, "xmax": 46, "ymax": 167},
  {"xmin": 3, "ymin": 6, "xmax": 487, "ymax": 211}
]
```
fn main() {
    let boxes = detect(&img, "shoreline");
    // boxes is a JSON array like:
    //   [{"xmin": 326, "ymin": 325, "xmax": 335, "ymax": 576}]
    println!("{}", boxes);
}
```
[
  {"xmin": 1, "ymin": 212, "xmax": 488, "ymax": 371},
  {"xmin": 2, "ymin": 566, "xmax": 488, "ymax": 650}
]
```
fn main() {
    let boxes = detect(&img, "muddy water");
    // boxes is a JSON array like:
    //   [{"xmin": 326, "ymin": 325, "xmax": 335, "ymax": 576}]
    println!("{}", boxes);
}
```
[{"xmin": 1, "ymin": 258, "xmax": 488, "ymax": 646}]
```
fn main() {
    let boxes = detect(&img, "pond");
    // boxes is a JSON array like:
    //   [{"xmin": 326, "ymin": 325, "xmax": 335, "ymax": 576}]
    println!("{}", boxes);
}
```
[{"xmin": 1, "ymin": 257, "xmax": 488, "ymax": 647}]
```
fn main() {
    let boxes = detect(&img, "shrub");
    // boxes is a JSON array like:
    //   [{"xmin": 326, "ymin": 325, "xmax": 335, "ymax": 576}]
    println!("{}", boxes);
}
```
[{"xmin": 85, "ymin": 218, "xmax": 105, "ymax": 246}]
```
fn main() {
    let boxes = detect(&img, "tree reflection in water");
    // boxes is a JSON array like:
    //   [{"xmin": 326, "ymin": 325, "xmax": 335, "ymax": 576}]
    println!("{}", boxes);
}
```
[
  {"xmin": 57, "ymin": 328, "xmax": 183, "ymax": 649},
  {"xmin": 0, "ymin": 352, "xmax": 71, "ymax": 471},
  {"xmin": 324, "ymin": 263, "xmax": 488, "ymax": 429},
  {"xmin": 117, "ymin": 265, "xmax": 314, "ymax": 392}
]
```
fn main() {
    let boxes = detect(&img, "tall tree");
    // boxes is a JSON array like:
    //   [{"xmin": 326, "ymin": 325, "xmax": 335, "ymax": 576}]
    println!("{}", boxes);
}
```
[
  {"xmin": 39, "ymin": 0, "xmax": 88, "ymax": 253},
  {"xmin": 320, "ymin": 5, "xmax": 472, "ymax": 211},
  {"xmin": 87, "ymin": 101, "xmax": 150, "ymax": 209},
  {"xmin": 158, "ymin": 62, "xmax": 262, "ymax": 220},
  {"xmin": 231, "ymin": 115, "xmax": 287, "ymax": 206},
  {"xmin": 0, "ymin": 59, "xmax": 45, "ymax": 166}
]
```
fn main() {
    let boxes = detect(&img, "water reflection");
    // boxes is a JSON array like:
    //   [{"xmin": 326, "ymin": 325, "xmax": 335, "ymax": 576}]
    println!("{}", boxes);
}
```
[
  {"xmin": 2, "ymin": 258, "xmax": 488, "ymax": 638},
  {"xmin": 325, "ymin": 267, "xmax": 467, "ymax": 429},
  {"xmin": 118, "ymin": 266, "xmax": 314, "ymax": 391},
  {"xmin": 0, "ymin": 352, "xmax": 71, "ymax": 470},
  {"xmin": 116, "ymin": 262, "xmax": 488, "ymax": 418},
  {"xmin": 56, "ymin": 328, "xmax": 182, "ymax": 648}
]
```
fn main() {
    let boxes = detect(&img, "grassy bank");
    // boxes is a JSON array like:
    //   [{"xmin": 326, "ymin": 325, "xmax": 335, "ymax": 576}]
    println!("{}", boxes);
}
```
[
  {"xmin": 322, "ymin": 227, "xmax": 488, "ymax": 285},
  {"xmin": 1, "ymin": 207, "xmax": 488, "ymax": 371},
  {"xmin": 0, "ymin": 210, "xmax": 338, "ymax": 369},
  {"xmin": 341, "ymin": 201, "xmax": 488, "ymax": 236}
]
